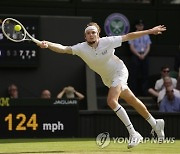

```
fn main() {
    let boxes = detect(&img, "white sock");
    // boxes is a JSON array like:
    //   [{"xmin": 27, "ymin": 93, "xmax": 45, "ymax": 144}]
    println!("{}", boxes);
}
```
[
  {"xmin": 113, "ymin": 104, "xmax": 136, "ymax": 135},
  {"xmin": 146, "ymin": 114, "xmax": 156, "ymax": 128}
]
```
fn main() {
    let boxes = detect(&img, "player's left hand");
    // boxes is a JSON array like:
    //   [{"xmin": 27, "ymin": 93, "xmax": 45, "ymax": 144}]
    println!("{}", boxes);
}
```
[{"xmin": 150, "ymin": 25, "xmax": 167, "ymax": 35}]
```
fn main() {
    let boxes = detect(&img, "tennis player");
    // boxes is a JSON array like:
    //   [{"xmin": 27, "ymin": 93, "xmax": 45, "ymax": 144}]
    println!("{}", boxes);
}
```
[{"xmin": 38, "ymin": 22, "xmax": 166, "ymax": 148}]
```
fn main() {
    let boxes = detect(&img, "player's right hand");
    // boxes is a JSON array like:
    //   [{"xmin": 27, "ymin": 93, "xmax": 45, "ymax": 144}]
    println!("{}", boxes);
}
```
[{"xmin": 39, "ymin": 41, "xmax": 48, "ymax": 48}]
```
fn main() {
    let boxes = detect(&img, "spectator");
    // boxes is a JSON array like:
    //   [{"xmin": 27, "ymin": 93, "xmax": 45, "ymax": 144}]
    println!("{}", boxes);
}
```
[
  {"xmin": 158, "ymin": 76, "xmax": 179, "ymax": 104},
  {"xmin": 148, "ymin": 66, "xmax": 177, "ymax": 98},
  {"xmin": 174, "ymin": 43, "xmax": 180, "ymax": 91},
  {"xmin": 176, "ymin": 70, "xmax": 180, "ymax": 91},
  {"xmin": 159, "ymin": 85, "xmax": 180, "ymax": 112},
  {"xmin": 128, "ymin": 19, "xmax": 152, "ymax": 96},
  {"xmin": 57, "ymin": 86, "xmax": 84, "ymax": 100},
  {"xmin": 174, "ymin": 43, "xmax": 180, "ymax": 73},
  {"xmin": 41, "ymin": 89, "xmax": 51, "ymax": 99},
  {"xmin": 8, "ymin": 84, "xmax": 18, "ymax": 98}
]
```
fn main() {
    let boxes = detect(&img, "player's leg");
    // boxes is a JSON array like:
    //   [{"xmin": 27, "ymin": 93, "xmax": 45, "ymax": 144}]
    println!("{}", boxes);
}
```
[
  {"xmin": 107, "ymin": 84, "xmax": 143, "ymax": 148},
  {"xmin": 120, "ymin": 88, "xmax": 165, "ymax": 141},
  {"xmin": 107, "ymin": 84, "xmax": 136, "ymax": 134}
]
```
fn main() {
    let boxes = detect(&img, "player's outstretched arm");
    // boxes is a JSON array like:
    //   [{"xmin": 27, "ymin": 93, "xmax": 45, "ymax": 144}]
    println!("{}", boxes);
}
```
[
  {"xmin": 122, "ymin": 25, "xmax": 166, "ymax": 42},
  {"xmin": 38, "ymin": 41, "xmax": 72, "ymax": 54}
]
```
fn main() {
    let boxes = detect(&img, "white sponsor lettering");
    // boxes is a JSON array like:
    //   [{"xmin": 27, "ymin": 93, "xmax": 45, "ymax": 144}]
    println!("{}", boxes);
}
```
[{"xmin": 43, "ymin": 121, "xmax": 64, "ymax": 132}]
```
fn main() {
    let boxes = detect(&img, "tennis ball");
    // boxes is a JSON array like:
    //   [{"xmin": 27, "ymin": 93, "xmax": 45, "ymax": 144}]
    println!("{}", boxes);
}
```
[{"xmin": 14, "ymin": 25, "xmax": 22, "ymax": 32}]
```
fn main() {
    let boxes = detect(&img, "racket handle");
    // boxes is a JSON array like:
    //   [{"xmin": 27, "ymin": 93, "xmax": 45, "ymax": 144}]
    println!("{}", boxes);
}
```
[{"xmin": 31, "ymin": 37, "xmax": 41, "ymax": 45}]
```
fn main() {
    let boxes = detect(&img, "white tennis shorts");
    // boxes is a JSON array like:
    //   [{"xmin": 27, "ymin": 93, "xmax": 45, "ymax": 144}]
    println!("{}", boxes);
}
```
[{"xmin": 102, "ymin": 61, "xmax": 129, "ymax": 91}]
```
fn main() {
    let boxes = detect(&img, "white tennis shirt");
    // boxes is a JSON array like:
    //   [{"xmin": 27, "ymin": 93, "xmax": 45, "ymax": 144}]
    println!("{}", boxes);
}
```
[{"xmin": 71, "ymin": 36, "xmax": 129, "ymax": 88}]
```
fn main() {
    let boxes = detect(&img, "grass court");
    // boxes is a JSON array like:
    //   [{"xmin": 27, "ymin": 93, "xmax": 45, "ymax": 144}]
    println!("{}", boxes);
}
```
[{"xmin": 0, "ymin": 138, "xmax": 180, "ymax": 154}]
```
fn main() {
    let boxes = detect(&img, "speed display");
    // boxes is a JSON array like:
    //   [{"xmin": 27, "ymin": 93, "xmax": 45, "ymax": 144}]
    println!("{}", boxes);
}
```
[{"xmin": 0, "ymin": 98, "xmax": 79, "ymax": 138}]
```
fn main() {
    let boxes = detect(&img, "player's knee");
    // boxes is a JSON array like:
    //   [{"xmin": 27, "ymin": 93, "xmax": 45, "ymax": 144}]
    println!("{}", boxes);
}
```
[{"xmin": 107, "ymin": 97, "xmax": 117, "ymax": 108}]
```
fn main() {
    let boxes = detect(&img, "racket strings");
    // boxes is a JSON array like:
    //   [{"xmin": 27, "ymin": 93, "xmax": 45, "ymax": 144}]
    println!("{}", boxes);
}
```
[{"xmin": 3, "ymin": 20, "xmax": 25, "ymax": 41}]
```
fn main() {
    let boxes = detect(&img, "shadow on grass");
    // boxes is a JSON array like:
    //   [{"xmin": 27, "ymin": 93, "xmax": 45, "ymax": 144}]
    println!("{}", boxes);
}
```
[
  {"xmin": 0, "ymin": 138, "xmax": 95, "ymax": 144},
  {"xmin": 0, "ymin": 151, "xmax": 64, "ymax": 154}
]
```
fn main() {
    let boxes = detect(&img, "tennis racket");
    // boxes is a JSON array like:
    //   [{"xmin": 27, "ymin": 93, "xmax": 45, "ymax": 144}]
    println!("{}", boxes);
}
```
[{"xmin": 1, "ymin": 18, "xmax": 41, "ymax": 44}]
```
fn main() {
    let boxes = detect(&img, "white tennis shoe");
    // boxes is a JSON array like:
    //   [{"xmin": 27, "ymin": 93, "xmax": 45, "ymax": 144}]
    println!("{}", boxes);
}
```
[
  {"xmin": 127, "ymin": 131, "xmax": 143, "ymax": 149},
  {"xmin": 151, "ymin": 119, "xmax": 165, "ymax": 142}
]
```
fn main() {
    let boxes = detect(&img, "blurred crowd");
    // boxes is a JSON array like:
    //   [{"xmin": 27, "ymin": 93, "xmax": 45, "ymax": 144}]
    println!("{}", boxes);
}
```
[{"xmin": 5, "ymin": 84, "xmax": 85, "ymax": 100}]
